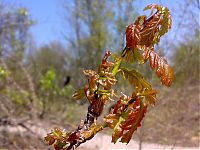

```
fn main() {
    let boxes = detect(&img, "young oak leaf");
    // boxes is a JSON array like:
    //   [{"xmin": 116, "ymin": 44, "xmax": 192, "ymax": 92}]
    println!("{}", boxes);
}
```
[
  {"xmin": 120, "ymin": 68, "xmax": 151, "ymax": 93},
  {"xmin": 135, "ymin": 89, "xmax": 158, "ymax": 106},
  {"xmin": 104, "ymin": 97, "xmax": 147, "ymax": 144},
  {"xmin": 44, "ymin": 128, "xmax": 70, "ymax": 150},
  {"xmin": 81, "ymin": 124, "xmax": 104, "ymax": 140},
  {"xmin": 44, "ymin": 134, "xmax": 56, "ymax": 145},
  {"xmin": 111, "ymin": 116, "xmax": 126, "ymax": 143},
  {"xmin": 122, "ymin": 24, "xmax": 142, "ymax": 60},
  {"xmin": 122, "ymin": 47, "xmax": 145, "ymax": 64},
  {"xmin": 104, "ymin": 113, "xmax": 127, "ymax": 143},
  {"xmin": 143, "ymin": 4, "xmax": 162, "ymax": 11},
  {"xmin": 125, "ymin": 24, "xmax": 141, "ymax": 50},
  {"xmin": 142, "ymin": 4, "xmax": 172, "ymax": 45},
  {"xmin": 111, "ymin": 55, "xmax": 122, "ymax": 75},
  {"xmin": 144, "ymin": 4, "xmax": 172, "ymax": 38},
  {"xmin": 104, "ymin": 95, "xmax": 132, "ymax": 143},
  {"xmin": 158, "ymin": 7, "xmax": 172, "ymax": 38},
  {"xmin": 83, "ymin": 69, "xmax": 98, "ymax": 76},
  {"xmin": 100, "ymin": 51, "xmax": 114, "ymax": 70},
  {"xmin": 139, "ymin": 12, "xmax": 161, "ymax": 47},
  {"xmin": 120, "ymin": 101, "xmax": 147, "ymax": 143},
  {"xmin": 142, "ymin": 49, "xmax": 174, "ymax": 86}
]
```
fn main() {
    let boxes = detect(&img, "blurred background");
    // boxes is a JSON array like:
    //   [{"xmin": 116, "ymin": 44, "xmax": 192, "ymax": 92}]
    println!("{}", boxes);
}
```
[{"xmin": 0, "ymin": 0, "xmax": 199, "ymax": 149}]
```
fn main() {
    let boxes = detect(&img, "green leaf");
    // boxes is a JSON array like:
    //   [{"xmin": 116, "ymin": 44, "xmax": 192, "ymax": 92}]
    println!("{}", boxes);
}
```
[
  {"xmin": 81, "ymin": 124, "xmax": 104, "ymax": 140},
  {"xmin": 44, "ymin": 134, "xmax": 55, "ymax": 145},
  {"xmin": 134, "ymin": 48, "xmax": 145, "ymax": 64},
  {"xmin": 53, "ymin": 128, "xmax": 63, "ymax": 138},
  {"xmin": 120, "ymin": 68, "xmax": 151, "ymax": 92},
  {"xmin": 112, "ymin": 57, "xmax": 122, "ymax": 75},
  {"xmin": 104, "ymin": 113, "xmax": 126, "ymax": 143},
  {"xmin": 96, "ymin": 89, "xmax": 111, "ymax": 96},
  {"xmin": 40, "ymin": 69, "xmax": 56, "ymax": 91},
  {"xmin": 0, "ymin": 66, "xmax": 9, "ymax": 78},
  {"xmin": 159, "ymin": 7, "xmax": 172, "ymax": 36}
]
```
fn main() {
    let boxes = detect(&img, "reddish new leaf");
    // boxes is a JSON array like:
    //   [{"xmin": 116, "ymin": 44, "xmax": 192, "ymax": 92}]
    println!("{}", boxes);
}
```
[
  {"xmin": 44, "ymin": 128, "xmax": 70, "ymax": 150},
  {"xmin": 45, "ymin": 4, "xmax": 173, "ymax": 150},
  {"xmin": 120, "ymin": 100, "xmax": 147, "ymax": 143},
  {"xmin": 125, "ymin": 24, "xmax": 141, "ymax": 49},
  {"xmin": 104, "ymin": 95, "xmax": 147, "ymax": 144},
  {"xmin": 83, "ymin": 69, "xmax": 98, "ymax": 76},
  {"xmin": 123, "ymin": 4, "xmax": 172, "ymax": 60},
  {"xmin": 143, "ymin": 49, "xmax": 174, "ymax": 86}
]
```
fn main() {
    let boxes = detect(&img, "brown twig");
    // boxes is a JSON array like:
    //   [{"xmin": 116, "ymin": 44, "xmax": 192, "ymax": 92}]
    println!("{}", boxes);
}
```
[{"xmin": 66, "ymin": 96, "xmax": 105, "ymax": 150}]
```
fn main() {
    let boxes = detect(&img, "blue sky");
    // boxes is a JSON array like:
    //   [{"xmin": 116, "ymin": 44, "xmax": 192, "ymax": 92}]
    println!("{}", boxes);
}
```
[
  {"xmin": 4, "ymin": 0, "xmax": 66, "ymax": 45},
  {"xmin": 3, "ymin": 0, "xmax": 196, "ymax": 47}
]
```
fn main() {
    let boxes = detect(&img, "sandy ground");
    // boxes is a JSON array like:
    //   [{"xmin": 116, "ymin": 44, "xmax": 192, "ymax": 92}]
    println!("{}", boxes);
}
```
[
  {"xmin": 78, "ymin": 133, "xmax": 199, "ymax": 150},
  {"xmin": 1, "ymin": 124, "xmax": 199, "ymax": 150}
]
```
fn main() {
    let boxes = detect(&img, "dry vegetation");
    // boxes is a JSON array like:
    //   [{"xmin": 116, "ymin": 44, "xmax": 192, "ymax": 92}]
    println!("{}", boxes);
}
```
[
  {"xmin": 142, "ymin": 82, "xmax": 199, "ymax": 147},
  {"xmin": 0, "ymin": 82, "xmax": 199, "ymax": 149}
]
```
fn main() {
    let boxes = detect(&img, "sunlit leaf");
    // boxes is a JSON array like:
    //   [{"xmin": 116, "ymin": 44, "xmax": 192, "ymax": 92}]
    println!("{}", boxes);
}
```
[
  {"xmin": 104, "ymin": 97, "xmax": 147, "ymax": 144},
  {"xmin": 112, "ymin": 55, "xmax": 122, "ymax": 75},
  {"xmin": 120, "ymin": 101, "xmax": 147, "ymax": 143},
  {"xmin": 142, "ymin": 50, "xmax": 174, "ymax": 86},
  {"xmin": 138, "ymin": 89, "xmax": 158, "ymax": 105},
  {"xmin": 83, "ymin": 70, "xmax": 98, "ymax": 76},
  {"xmin": 81, "ymin": 124, "xmax": 103, "ymax": 140},
  {"xmin": 44, "ymin": 134, "xmax": 56, "ymax": 145},
  {"xmin": 44, "ymin": 128, "xmax": 70, "ymax": 149},
  {"xmin": 143, "ymin": 4, "xmax": 162, "ymax": 11},
  {"xmin": 120, "ymin": 68, "xmax": 151, "ymax": 92},
  {"xmin": 125, "ymin": 24, "xmax": 141, "ymax": 49}
]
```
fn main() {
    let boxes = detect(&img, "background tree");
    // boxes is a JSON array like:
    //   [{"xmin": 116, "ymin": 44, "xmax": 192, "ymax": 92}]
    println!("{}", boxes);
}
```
[
  {"xmin": 172, "ymin": 31, "xmax": 199, "ymax": 85},
  {"xmin": 28, "ymin": 42, "xmax": 73, "ymax": 118},
  {"xmin": 0, "ymin": 3, "xmax": 37, "ymax": 118},
  {"xmin": 63, "ymin": 0, "xmax": 138, "ymax": 88}
]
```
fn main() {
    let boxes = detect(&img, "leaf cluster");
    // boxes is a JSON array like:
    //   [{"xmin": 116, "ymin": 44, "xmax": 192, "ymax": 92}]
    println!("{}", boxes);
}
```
[
  {"xmin": 45, "ymin": 4, "xmax": 173, "ymax": 150},
  {"xmin": 123, "ymin": 4, "xmax": 173, "ymax": 86}
]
